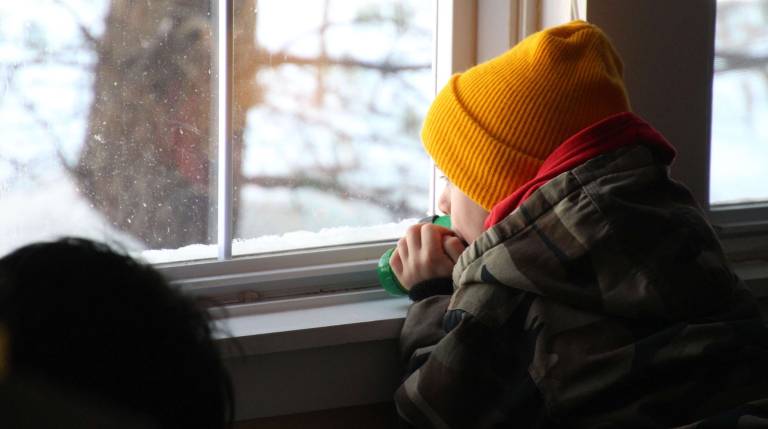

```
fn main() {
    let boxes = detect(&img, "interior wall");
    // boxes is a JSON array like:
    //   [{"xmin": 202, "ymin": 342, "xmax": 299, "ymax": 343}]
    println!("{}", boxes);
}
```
[
  {"xmin": 587, "ymin": 0, "xmax": 717, "ymax": 208},
  {"xmin": 226, "ymin": 339, "xmax": 402, "ymax": 421},
  {"xmin": 235, "ymin": 402, "xmax": 398, "ymax": 429}
]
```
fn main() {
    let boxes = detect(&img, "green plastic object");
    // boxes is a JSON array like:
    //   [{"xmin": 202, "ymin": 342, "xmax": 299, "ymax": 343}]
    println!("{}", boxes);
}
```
[{"xmin": 377, "ymin": 215, "xmax": 451, "ymax": 296}]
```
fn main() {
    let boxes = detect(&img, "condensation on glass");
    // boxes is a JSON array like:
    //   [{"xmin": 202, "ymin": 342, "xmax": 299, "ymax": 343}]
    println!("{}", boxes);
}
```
[
  {"xmin": 0, "ymin": 0, "xmax": 216, "ymax": 259},
  {"xmin": 711, "ymin": 0, "xmax": 768, "ymax": 205},
  {"xmin": 231, "ymin": 0, "xmax": 434, "ymax": 255}
]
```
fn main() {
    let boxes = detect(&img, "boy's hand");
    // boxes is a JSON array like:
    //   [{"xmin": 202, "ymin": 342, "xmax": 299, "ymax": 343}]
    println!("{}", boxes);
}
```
[{"xmin": 389, "ymin": 223, "xmax": 467, "ymax": 290}]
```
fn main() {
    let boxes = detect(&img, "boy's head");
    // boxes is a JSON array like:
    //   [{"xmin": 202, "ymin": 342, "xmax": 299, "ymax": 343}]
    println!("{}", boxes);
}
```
[
  {"xmin": 424, "ymin": 20, "xmax": 629, "ymax": 225},
  {"xmin": 0, "ymin": 238, "xmax": 232, "ymax": 428}
]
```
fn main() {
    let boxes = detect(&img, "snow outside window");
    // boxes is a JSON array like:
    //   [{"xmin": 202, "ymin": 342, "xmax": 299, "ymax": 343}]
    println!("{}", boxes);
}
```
[
  {"xmin": 0, "ymin": 0, "xmax": 434, "ymax": 263},
  {"xmin": 711, "ymin": 0, "xmax": 768, "ymax": 205}
]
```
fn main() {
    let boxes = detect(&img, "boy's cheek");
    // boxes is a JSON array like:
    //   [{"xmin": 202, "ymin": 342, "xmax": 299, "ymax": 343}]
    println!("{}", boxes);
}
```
[
  {"xmin": 451, "ymin": 225, "xmax": 469, "ymax": 245},
  {"xmin": 450, "ymin": 217, "xmax": 475, "ymax": 244}
]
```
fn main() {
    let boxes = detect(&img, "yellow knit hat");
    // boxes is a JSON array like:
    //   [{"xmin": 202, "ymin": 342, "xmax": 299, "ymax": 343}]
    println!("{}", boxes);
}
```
[{"xmin": 422, "ymin": 20, "xmax": 630, "ymax": 210}]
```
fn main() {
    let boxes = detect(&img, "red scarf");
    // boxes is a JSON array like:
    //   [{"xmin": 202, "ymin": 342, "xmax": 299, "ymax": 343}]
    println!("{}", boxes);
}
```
[{"xmin": 484, "ymin": 112, "xmax": 677, "ymax": 229}]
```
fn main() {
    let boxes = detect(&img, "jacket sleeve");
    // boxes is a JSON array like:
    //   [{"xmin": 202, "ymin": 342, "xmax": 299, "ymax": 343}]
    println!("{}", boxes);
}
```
[
  {"xmin": 398, "ymin": 294, "xmax": 452, "ymax": 378},
  {"xmin": 395, "ymin": 290, "xmax": 546, "ymax": 429},
  {"xmin": 408, "ymin": 277, "xmax": 454, "ymax": 302}
]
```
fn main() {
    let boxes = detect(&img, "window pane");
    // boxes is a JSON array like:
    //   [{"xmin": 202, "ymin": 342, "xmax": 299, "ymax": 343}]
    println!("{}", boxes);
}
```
[
  {"xmin": 231, "ymin": 0, "xmax": 434, "ymax": 255},
  {"xmin": 711, "ymin": 0, "xmax": 768, "ymax": 205},
  {"xmin": 0, "ymin": 1, "xmax": 216, "ymax": 260}
]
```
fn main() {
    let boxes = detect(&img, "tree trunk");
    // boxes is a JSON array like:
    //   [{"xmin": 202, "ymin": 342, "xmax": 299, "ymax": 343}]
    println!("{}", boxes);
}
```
[{"xmin": 76, "ymin": 0, "xmax": 258, "ymax": 249}]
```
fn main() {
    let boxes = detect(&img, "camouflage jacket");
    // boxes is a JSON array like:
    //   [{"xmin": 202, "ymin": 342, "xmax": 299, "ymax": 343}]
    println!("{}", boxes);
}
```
[{"xmin": 395, "ymin": 143, "xmax": 768, "ymax": 428}]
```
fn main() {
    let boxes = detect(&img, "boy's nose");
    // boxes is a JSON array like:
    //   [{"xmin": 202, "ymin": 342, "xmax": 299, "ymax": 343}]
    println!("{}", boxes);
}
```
[{"xmin": 438, "ymin": 186, "xmax": 451, "ymax": 214}]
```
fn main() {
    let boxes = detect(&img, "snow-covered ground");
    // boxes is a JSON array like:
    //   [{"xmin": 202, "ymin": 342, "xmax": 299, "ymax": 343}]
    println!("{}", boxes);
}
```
[{"xmin": 0, "ymin": 175, "xmax": 142, "ymax": 257}]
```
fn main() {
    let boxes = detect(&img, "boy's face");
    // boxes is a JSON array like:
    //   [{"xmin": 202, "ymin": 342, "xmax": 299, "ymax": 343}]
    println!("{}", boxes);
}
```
[{"xmin": 438, "ymin": 180, "xmax": 488, "ymax": 244}]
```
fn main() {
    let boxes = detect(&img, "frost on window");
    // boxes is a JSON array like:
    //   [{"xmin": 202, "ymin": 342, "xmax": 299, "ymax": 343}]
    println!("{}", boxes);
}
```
[
  {"xmin": 711, "ymin": 0, "xmax": 768, "ymax": 205},
  {"xmin": 0, "ymin": 0, "xmax": 433, "ymax": 261}
]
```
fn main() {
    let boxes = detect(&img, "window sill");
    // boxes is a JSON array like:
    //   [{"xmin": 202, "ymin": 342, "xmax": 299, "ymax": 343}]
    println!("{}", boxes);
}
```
[
  {"xmin": 214, "ymin": 288, "xmax": 410, "ymax": 356},
  {"xmin": 213, "ymin": 259, "xmax": 768, "ymax": 356}
]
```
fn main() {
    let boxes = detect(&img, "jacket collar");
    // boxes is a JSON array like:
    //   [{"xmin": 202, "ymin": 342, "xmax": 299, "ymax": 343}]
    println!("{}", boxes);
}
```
[{"xmin": 484, "ymin": 112, "xmax": 676, "ymax": 229}]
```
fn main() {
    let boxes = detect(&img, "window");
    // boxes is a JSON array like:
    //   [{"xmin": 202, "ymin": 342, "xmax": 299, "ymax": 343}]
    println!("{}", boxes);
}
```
[
  {"xmin": 0, "ymin": 0, "xmax": 436, "ymax": 266},
  {"xmin": 711, "ymin": 0, "xmax": 768, "ymax": 206},
  {"xmin": 707, "ymin": 0, "xmax": 768, "ymax": 237},
  {"xmin": 708, "ymin": 0, "xmax": 768, "ymax": 269},
  {"xmin": 0, "ymin": 0, "xmax": 218, "ymax": 258}
]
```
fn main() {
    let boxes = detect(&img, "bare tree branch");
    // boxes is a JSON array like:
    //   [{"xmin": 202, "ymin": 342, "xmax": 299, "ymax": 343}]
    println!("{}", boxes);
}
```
[
  {"xmin": 256, "ymin": 49, "xmax": 430, "ymax": 74},
  {"xmin": 13, "ymin": 89, "xmax": 78, "ymax": 174},
  {"xmin": 715, "ymin": 52, "xmax": 768, "ymax": 73},
  {"xmin": 1, "ymin": 53, "xmax": 92, "ymax": 95},
  {"xmin": 52, "ymin": 0, "xmax": 100, "ymax": 48},
  {"xmin": 243, "ymin": 174, "xmax": 420, "ymax": 216}
]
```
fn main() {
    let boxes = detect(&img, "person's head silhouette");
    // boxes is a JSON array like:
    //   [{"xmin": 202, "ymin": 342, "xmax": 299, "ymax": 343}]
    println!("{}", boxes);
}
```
[{"xmin": 0, "ymin": 238, "xmax": 232, "ymax": 428}]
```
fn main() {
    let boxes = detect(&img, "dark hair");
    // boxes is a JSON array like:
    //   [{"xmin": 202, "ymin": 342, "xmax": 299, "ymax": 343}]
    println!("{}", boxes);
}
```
[{"xmin": 0, "ymin": 238, "xmax": 233, "ymax": 428}]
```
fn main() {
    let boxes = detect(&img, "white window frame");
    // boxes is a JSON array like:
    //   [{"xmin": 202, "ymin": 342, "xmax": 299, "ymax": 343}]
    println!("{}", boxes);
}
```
[
  {"xmin": 163, "ymin": 0, "xmax": 478, "ymax": 303},
  {"xmin": 217, "ymin": 0, "xmax": 234, "ymax": 261}
]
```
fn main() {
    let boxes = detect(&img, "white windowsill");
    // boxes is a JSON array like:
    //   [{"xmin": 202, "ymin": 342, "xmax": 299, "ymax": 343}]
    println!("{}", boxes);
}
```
[{"xmin": 214, "ymin": 289, "xmax": 411, "ymax": 357}]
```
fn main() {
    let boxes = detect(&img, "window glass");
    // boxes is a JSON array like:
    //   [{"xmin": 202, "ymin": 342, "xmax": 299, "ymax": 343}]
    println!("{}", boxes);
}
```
[
  {"xmin": 231, "ymin": 0, "xmax": 434, "ymax": 256},
  {"xmin": 711, "ymin": 0, "xmax": 768, "ymax": 205},
  {"xmin": 0, "ymin": 0, "xmax": 216, "ymax": 259},
  {"xmin": 0, "ymin": 0, "xmax": 433, "ymax": 263}
]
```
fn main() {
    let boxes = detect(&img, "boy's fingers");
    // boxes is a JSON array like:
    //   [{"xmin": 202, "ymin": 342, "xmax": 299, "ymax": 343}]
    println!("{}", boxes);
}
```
[
  {"xmin": 430, "ymin": 225, "xmax": 453, "ymax": 235},
  {"xmin": 420, "ymin": 224, "xmax": 444, "ymax": 255},
  {"xmin": 405, "ymin": 224, "xmax": 423, "ymax": 252},
  {"xmin": 443, "ymin": 236, "xmax": 466, "ymax": 264},
  {"xmin": 389, "ymin": 249, "xmax": 403, "ymax": 275},
  {"xmin": 405, "ymin": 223, "xmax": 424, "ymax": 253},
  {"xmin": 392, "ymin": 222, "xmax": 460, "ymax": 289},
  {"xmin": 396, "ymin": 237, "xmax": 409, "ymax": 260}
]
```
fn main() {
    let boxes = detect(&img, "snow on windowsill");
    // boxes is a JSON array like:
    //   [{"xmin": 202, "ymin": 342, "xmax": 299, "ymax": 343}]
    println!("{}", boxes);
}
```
[{"xmin": 139, "ymin": 218, "xmax": 419, "ymax": 264}]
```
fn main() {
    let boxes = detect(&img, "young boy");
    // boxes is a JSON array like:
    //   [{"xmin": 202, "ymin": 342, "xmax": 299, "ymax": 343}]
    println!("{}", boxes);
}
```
[{"xmin": 391, "ymin": 21, "xmax": 768, "ymax": 428}]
